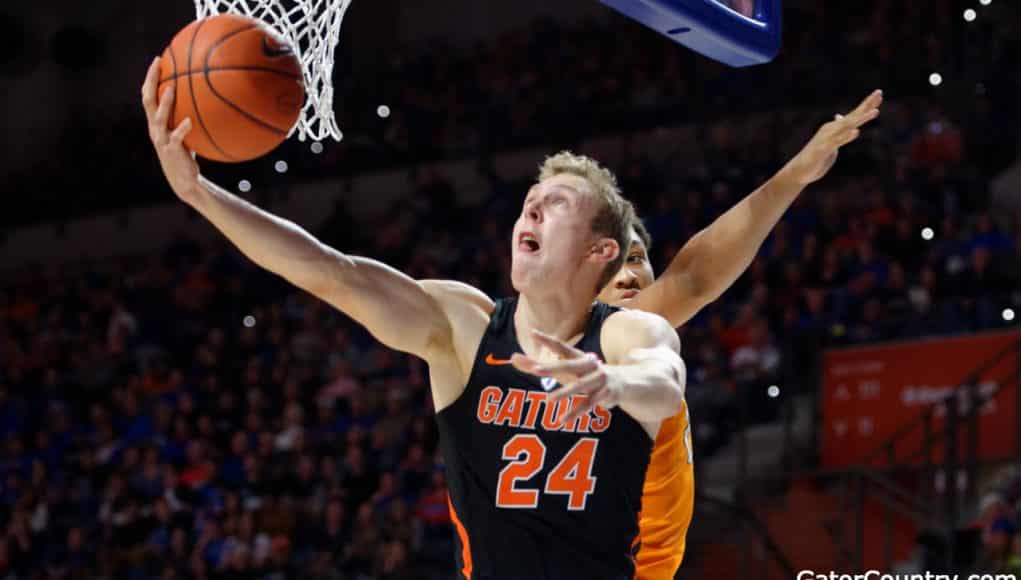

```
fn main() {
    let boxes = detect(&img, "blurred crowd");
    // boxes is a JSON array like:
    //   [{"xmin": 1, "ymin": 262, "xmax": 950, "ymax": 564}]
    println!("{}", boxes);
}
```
[
  {"xmin": 3, "ymin": 0, "xmax": 1016, "ymax": 226},
  {"xmin": 1, "ymin": 242, "xmax": 455, "ymax": 579},
  {"xmin": 975, "ymin": 465, "xmax": 1021, "ymax": 575},
  {"xmin": 0, "ymin": 1, "xmax": 1019, "ymax": 578},
  {"xmin": 0, "ymin": 86, "xmax": 1018, "ymax": 578}
]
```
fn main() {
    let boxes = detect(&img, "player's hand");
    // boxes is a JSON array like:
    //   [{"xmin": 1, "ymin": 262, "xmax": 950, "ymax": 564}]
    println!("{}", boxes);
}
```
[
  {"xmin": 511, "ymin": 330, "xmax": 624, "ymax": 426},
  {"xmin": 780, "ymin": 89, "xmax": 883, "ymax": 186},
  {"xmin": 142, "ymin": 56, "xmax": 201, "ymax": 205}
]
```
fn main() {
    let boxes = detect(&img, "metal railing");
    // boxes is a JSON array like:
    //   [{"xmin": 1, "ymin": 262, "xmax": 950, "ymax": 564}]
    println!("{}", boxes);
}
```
[
  {"xmin": 848, "ymin": 336, "xmax": 1021, "ymax": 570},
  {"xmin": 733, "ymin": 335, "xmax": 1021, "ymax": 574}
]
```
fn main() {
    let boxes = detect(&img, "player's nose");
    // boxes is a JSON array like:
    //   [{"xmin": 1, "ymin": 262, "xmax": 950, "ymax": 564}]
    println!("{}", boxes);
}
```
[
  {"xmin": 615, "ymin": 268, "xmax": 638, "ymax": 287},
  {"xmin": 524, "ymin": 199, "xmax": 542, "ymax": 224}
]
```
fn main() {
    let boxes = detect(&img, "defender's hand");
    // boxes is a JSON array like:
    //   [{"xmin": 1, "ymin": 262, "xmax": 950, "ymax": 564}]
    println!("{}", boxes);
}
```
[
  {"xmin": 142, "ymin": 56, "xmax": 201, "ymax": 205},
  {"xmin": 780, "ymin": 89, "xmax": 883, "ymax": 186},
  {"xmin": 511, "ymin": 330, "xmax": 623, "ymax": 426}
]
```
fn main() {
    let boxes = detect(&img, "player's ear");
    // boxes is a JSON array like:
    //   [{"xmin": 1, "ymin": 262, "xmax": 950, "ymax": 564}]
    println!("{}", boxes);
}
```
[{"xmin": 588, "ymin": 238, "xmax": 620, "ymax": 265}]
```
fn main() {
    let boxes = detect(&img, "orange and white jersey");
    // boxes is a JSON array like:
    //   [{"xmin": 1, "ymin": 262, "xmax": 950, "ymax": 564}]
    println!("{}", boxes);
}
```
[{"xmin": 635, "ymin": 400, "xmax": 695, "ymax": 580}]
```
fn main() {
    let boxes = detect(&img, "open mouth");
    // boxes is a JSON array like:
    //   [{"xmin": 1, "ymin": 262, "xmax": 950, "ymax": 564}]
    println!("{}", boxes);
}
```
[{"xmin": 518, "ymin": 232, "xmax": 541, "ymax": 253}]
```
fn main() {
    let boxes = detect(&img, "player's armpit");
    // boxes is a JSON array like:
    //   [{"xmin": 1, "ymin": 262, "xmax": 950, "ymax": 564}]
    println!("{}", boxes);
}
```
[{"xmin": 420, "ymin": 279, "xmax": 495, "ymax": 368}]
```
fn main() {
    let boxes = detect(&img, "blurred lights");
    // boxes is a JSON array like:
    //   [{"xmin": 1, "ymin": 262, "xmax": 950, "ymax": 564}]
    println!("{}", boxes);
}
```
[
  {"xmin": 979, "ymin": 0, "xmax": 991, "ymax": 5},
  {"xmin": 929, "ymin": 73, "xmax": 943, "ymax": 87},
  {"xmin": 274, "ymin": 160, "xmax": 289, "ymax": 173},
  {"xmin": 767, "ymin": 385, "xmax": 780, "ymax": 399},
  {"xmin": 377, "ymin": 105, "xmax": 391, "ymax": 118},
  {"xmin": 310, "ymin": 142, "xmax": 324, "ymax": 154},
  {"xmin": 963, "ymin": 8, "xmax": 976, "ymax": 21},
  {"xmin": 243, "ymin": 315, "xmax": 256, "ymax": 328},
  {"xmin": 238, "ymin": 179, "xmax": 252, "ymax": 192},
  {"xmin": 921, "ymin": 227, "xmax": 935, "ymax": 240},
  {"xmin": 1004, "ymin": 309, "xmax": 1016, "ymax": 322}
]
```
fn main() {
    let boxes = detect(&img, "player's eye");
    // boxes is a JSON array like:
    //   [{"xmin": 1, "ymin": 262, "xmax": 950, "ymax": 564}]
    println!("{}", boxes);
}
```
[{"xmin": 628, "ymin": 254, "xmax": 645, "ymax": 263}]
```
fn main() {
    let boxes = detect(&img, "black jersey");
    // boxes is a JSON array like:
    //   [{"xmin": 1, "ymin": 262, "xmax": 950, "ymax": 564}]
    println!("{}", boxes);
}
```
[{"xmin": 435, "ymin": 297, "xmax": 654, "ymax": 580}]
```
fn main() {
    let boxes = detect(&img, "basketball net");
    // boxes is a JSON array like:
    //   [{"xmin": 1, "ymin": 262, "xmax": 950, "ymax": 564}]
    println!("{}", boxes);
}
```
[{"xmin": 194, "ymin": 0, "xmax": 352, "ymax": 142}]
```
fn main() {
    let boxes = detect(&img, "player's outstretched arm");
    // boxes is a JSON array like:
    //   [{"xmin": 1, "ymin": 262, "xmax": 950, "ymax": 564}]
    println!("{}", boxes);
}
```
[
  {"xmin": 631, "ymin": 89, "xmax": 884, "ymax": 327},
  {"xmin": 141, "ymin": 57, "xmax": 455, "ymax": 360},
  {"xmin": 512, "ymin": 310, "xmax": 685, "ymax": 430}
]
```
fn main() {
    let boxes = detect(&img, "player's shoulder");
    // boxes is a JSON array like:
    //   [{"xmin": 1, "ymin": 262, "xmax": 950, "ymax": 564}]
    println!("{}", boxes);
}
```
[
  {"xmin": 420, "ymin": 279, "xmax": 495, "ymax": 315},
  {"xmin": 418, "ymin": 280, "xmax": 495, "ymax": 401},
  {"xmin": 602, "ymin": 307, "xmax": 681, "ymax": 355},
  {"xmin": 414, "ymin": 279, "xmax": 494, "ymax": 326},
  {"xmin": 604, "ymin": 307, "xmax": 676, "ymax": 337}
]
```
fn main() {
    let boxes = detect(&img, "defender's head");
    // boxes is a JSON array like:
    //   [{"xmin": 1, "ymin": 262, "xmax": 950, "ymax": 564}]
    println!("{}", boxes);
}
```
[{"xmin": 597, "ymin": 220, "xmax": 655, "ymax": 306}]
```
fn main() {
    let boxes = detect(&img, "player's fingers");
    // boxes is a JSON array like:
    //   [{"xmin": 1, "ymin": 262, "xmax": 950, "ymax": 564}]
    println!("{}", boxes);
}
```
[
  {"xmin": 589, "ymin": 387, "xmax": 616, "ymax": 410},
  {"xmin": 513, "ymin": 354, "xmax": 580, "ymax": 386},
  {"xmin": 835, "ymin": 91, "xmax": 882, "ymax": 130},
  {"xmin": 571, "ymin": 368, "xmax": 607, "ymax": 394},
  {"xmin": 169, "ymin": 118, "xmax": 193, "ymax": 146},
  {"xmin": 865, "ymin": 89, "xmax": 884, "ymax": 109},
  {"xmin": 510, "ymin": 353, "xmax": 543, "ymax": 376},
  {"xmin": 153, "ymin": 86, "xmax": 175, "ymax": 133},
  {"xmin": 820, "ymin": 116, "xmax": 844, "ymax": 139},
  {"xmin": 826, "ymin": 118, "xmax": 861, "ymax": 146},
  {"xmin": 835, "ymin": 127, "xmax": 860, "ymax": 147},
  {"xmin": 531, "ymin": 330, "xmax": 585, "ymax": 359},
  {"xmin": 850, "ymin": 89, "xmax": 883, "ymax": 117},
  {"xmin": 141, "ymin": 56, "xmax": 160, "ymax": 116},
  {"xmin": 548, "ymin": 378, "xmax": 597, "ymax": 404},
  {"xmin": 851, "ymin": 108, "xmax": 880, "ymax": 128},
  {"xmin": 534, "ymin": 357, "xmax": 598, "ymax": 380},
  {"xmin": 559, "ymin": 397, "xmax": 597, "ymax": 427}
]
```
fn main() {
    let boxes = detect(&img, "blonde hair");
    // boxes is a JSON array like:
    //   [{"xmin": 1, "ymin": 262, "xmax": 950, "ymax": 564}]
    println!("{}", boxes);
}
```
[{"xmin": 537, "ymin": 151, "xmax": 635, "ymax": 291}]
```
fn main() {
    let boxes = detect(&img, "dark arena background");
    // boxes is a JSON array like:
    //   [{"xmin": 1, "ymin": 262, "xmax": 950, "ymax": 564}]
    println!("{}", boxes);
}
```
[{"xmin": 0, "ymin": 0, "xmax": 1019, "ymax": 578}]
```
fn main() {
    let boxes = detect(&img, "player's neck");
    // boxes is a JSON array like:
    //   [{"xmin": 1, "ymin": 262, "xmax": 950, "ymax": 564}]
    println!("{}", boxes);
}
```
[{"xmin": 514, "ymin": 292, "xmax": 595, "ymax": 351}]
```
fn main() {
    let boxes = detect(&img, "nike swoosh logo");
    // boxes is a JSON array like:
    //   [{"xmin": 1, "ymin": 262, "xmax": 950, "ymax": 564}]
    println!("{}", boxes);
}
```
[
  {"xmin": 485, "ymin": 354, "xmax": 514, "ymax": 366},
  {"xmin": 261, "ymin": 36, "xmax": 294, "ymax": 59}
]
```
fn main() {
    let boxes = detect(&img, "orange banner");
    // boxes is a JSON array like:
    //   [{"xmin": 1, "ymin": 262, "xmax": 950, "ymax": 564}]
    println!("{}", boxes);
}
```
[{"xmin": 821, "ymin": 330, "xmax": 1021, "ymax": 468}]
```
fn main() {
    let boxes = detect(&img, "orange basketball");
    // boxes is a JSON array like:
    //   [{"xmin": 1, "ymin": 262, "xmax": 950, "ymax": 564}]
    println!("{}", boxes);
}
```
[{"xmin": 157, "ymin": 14, "xmax": 305, "ymax": 163}]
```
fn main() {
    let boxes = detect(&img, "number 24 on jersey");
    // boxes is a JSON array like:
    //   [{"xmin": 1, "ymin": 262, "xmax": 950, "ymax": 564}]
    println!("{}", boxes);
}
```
[{"xmin": 496, "ymin": 434, "xmax": 599, "ymax": 511}]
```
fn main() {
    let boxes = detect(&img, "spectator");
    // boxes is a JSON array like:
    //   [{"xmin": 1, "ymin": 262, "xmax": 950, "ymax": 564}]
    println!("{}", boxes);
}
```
[{"xmin": 975, "ymin": 493, "xmax": 1016, "ymax": 571}]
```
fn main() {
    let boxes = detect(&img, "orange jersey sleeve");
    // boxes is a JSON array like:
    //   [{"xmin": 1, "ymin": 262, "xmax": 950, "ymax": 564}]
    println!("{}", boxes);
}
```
[{"xmin": 634, "ymin": 400, "xmax": 695, "ymax": 580}]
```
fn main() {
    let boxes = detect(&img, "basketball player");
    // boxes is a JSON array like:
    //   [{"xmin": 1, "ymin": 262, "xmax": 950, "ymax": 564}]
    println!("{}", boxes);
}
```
[
  {"xmin": 595, "ymin": 89, "xmax": 884, "ymax": 579},
  {"xmin": 142, "ymin": 58, "xmax": 685, "ymax": 580}
]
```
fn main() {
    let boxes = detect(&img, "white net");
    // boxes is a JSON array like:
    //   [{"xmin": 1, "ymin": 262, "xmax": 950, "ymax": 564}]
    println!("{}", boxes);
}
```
[{"xmin": 194, "ymin": 0, "xmax": 353, "ymax": 141}]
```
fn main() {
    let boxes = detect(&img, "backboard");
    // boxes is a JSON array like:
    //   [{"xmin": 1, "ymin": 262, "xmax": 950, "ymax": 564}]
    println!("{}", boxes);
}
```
[{"xmin": 599, "ymin": 0, "xmax": 781, "ymax": 67}]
